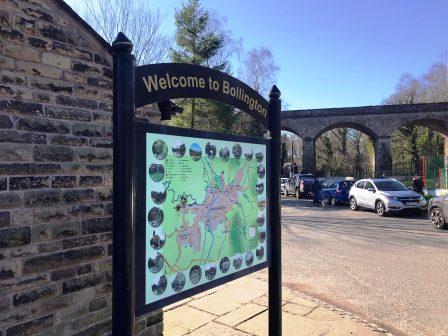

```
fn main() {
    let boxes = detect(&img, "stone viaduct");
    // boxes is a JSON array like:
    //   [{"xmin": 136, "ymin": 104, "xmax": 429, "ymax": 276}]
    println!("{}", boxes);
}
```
[{"xmin": 281, "ymin": 102, "xmax": 448, "ymax": 174}]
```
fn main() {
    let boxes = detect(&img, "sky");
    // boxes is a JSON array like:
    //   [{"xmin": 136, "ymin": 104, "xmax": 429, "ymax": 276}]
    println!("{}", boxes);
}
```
[{"xmin": 67, "ymin": 0, "xmax": 448, "ymax": 110}]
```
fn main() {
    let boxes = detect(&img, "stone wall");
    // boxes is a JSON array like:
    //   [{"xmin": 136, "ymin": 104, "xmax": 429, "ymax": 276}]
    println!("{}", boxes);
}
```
[{"xmin": 0, "ymin": 0, "xmax": 161, "ymax": 335}]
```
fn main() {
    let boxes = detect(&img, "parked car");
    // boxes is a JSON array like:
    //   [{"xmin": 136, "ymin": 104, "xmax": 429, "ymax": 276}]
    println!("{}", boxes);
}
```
[
  {"xmin": 280, "ymin": 178, "xmax": 288, "ymax": 195},
  {"xmin": 428, "ymin": 195, "xmax": 448, "ymax": 229},
  {"xmin": 285, "ymin": 173, "xmax": 316, "ymax": 198},
  {"xmin": 348, "ymin": 178, "xmax": 427, "ymax": 216},
  {"xmin": 320, "ymin": 179, "xmax": 356, "ymax": 205}
]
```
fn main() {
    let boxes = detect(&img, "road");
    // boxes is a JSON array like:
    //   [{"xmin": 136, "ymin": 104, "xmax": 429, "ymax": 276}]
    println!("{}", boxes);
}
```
[{"xmin": 280, "ymin": 197, "xmax": 448, "ymax": 336}]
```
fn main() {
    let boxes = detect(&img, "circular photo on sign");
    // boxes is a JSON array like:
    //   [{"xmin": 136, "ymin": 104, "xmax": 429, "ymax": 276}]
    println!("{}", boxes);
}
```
[
  {"xmin": 257, "ymin": 196, "xmax": 266, "ymax": 210},
  {"xmin": 219, "ymin": 257, "xmax": 230, "ymax": 273},
  {"xmin": 232, "ymin": 144, "xmax": 242, "ymax": 159},
  {"xmin": 152, "ymin": 275, "xmax": 167, "ymax": 295},
  {"xmin": 205, "ymin": 142, "xmax": 216, "ymax": 159},
  {"xmin": 148, "ymin": 207, "xmax": 163, "ymax": 227},
  {"xmin": 259, "ymin": 229, "xmax": 266, "ymax": 243},
  {"xmin": 148, "ymin": 252, "xmax": 164, "ymax": 273},
  {"xmin": 205, "ymin": 263, "xmax": 217, "ymax": 281},
  {"xmin": 256, "ymin": 246, "xmax": 264, "ymax": 260},
  {"xmin": 233, "ymin": 254, "xmax": 243, "ymax": 270},
  {"xmin": 256, "ymin": 212, "xmax": 265, "ymax": 226},
  {"xmin": 219, "ymin": 147, "xmax": 230, "ymax": 162},
  {"xmin": 172, "ymin": 141, "xmax": 186, "ymax": 158},
  {"xmin": 151, "ymin": 187, "xmax": 166, "ymax": 204},
  {"xmin": 245, "ymin": 251, "xmax": 254, "ymax": 266},
  {"xmin": 245, "ymin": 149, "xmax": 253, "ymax": 161},
  {"xmin": 149, "ymin": 163, "xmax": 165, "ymax": 182},
  {"xmin": 152, "ymin": 140, "xmax": 168, "ymax": 160},
  {"xmin": 257, "ymin": 164, "xmax": 265, "ymax": 179},
  {"xmin": 190, "ymin": 143, "xmax": 202, "ymax": 161},
  {"xmin": 255, "ymin": 152, "xmax": 264, "ymax": 163},
  {"xmin": 150, "ymin": 228, "xmax": 165, "ymax": 250},
  {"xmin": 171, "ymin": 272, "xmax": 186, "ymax": 292},
  {"xmin": 256, "ymin": 180, "xmax": 264, "ymax": 195},
  {"xmin": 189, "ymin": 265, "xmax": 202, "ymax": 285}
]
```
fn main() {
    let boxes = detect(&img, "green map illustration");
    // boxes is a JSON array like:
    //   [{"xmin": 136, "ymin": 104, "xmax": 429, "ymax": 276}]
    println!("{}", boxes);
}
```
[{"xmin": 145, "ymin": 132, "xmax": 267, "ymax": 305}]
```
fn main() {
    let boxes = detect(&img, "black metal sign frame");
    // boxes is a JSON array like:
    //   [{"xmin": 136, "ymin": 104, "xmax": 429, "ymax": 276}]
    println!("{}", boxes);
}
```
[
  {"xmin": 111, "ymin": 32, "xmax": 282, "ymax": 336},
  {"xmin": 134, "ymin": 122, "xmax": 271, "ymax": 315}
]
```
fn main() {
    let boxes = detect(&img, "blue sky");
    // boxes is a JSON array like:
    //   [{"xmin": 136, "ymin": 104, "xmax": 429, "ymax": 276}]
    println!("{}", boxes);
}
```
[{"xmin": 68, "ymin": 0, "xmax": 448, "ymax": 110}]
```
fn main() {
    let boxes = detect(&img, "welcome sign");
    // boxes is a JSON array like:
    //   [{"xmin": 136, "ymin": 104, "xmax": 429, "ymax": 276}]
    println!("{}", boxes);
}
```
[{"xmin": 135, "ymin": 63, "xmax": 269, "ymax": 126}]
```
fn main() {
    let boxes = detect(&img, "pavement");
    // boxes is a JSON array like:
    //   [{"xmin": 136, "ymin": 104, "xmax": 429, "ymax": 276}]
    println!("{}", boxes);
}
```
[
  {"xmin": 280, "ymin": 198, "xmax": 448, "ymax": 336},
  {"xmin": 163, "ymin": 274, "xmax": 391, "ymax": 336}
]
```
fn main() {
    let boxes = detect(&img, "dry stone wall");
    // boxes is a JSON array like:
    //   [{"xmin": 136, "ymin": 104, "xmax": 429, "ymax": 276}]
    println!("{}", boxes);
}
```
[{"xmin": 0, "ymin": 0, "xmax": 161, "ymax": 335}]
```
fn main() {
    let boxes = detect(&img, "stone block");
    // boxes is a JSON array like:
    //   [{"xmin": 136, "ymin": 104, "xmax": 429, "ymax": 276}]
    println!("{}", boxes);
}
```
[
  {"xmin": 56, "ymin": 95, "xmax": 97, "ymax": 110},
  {"xmin": 52, "ymin": 41, "xmax": 92, "ymax": 61},
  {"xmin": 0, "ymin": 227, "xmax": 31, "ymax": 248},
  {"xmin": 62, "ymin": 235, "xmax": 97, "ymax": 249},
  {"xmin": 33, "ymin": 145, "xmax": 74, "ymax": 162},
  {"xmin": 49, "ymin": 135, "xmax": 88, "ymax": 147},
  {"xmin": 15, "ymin": 60, "xmax": 62, "ymax": 79},
  {"xmin": 72, "ymin": 123, "xmax": 103, "ymax": 137},
  {"xmin": 0, "ymin": 130, "xmax": 47, "ymax": 144},
  {"xmin": 40, "ymin": 24, "xmax": 68, "ymax": 43},
  {"xmin": 30, "ymin": 76, "xmax": 73, "ymax": 94},
  {"xmin": 23, "ymin": 246, "xmax": 105, "ymax": 274},
  {"xmin": 0, "ymin": 261, "xmax": 16, "ymax": 280},
  {"xmin": 0, "ymin": 211, "xmax": 11, "ymax": 227},
  {"xmin": 74, "ymin": 85, "xmax": 99, "ymax": 99},
  {"xmin": 0, "ymin": 26, "xmax": 24, "ymax": 43},
  {"xmin": 86, "ymin": 77, "xmax": 112, "ymax": 90},
  {"xmin": 18, "ymin": 117, "xmax": 70, "ymax": 134},
  {"xmin": 24, "ymin": 190, "xmax": 61, "ymax": 207},
  {"xmin": 14, "ymin": 16, "xmax": 37, "ymax": 34},
  {"xmin": 0, "ymin": 163, "xmax": 61, "ymax": 175},
  {"xmin": 32, "ymin": 206, "xmax": 66, "ymax": 223},
  {"xmin": 2, "ymin": 44, "xmax": 40, "ymax": 62},
  {"xmin": 93, "ymin": 54, "xmax": 111, "ymax": 66},
  {"xmin": 0, "ymin": 70, "xmax": 26, "ymax": 85},
  {"xmin": 45, "ymin": 106, "xmax": 92, "ymax": 121},
  {"xmin": 27, "ymin": 36, "xmax": 52, "ymax": 50},
  {"xmin": 63, "ymin": 189, "xmax": 94, "ymax": 204},
  {"xmin": 22, "ymin": 6, "xmax": 55, "ymax": 22},
  {"xmin": 42, "ymin": 52, "xmax": 70, "ymax": 69},
  {"xmin": 72, "ymin": 319, "xmax": 111, "ymax": 336},
  {"xmin": 13, "ymin": 284, "xmax": 57, "ymax": 307},
  {"xmin": 79, "ymin": 175, "xmax": 103, "ymax": 187},
  {"xmin": 76, "ymin": 148, "xmax": 112, "ymax": 163},
  {"xmin": 9, "ymin": 176, "xmax": 50, "ymax": 190},
  {"xmin": 5, "ymin": 314, "xmax": 53, "ymax": 336},
  {"xmin": 82, "ymin": 217, "xmax": 112, "ymax": 234},
  {"xmin": 0, "ymin": 193, "xmax": 21, "ymax": 209},
  {"xmin": 0, "ymin": 114, "xmax": 13, "ymax": 128},
  {"xmin": 71, "ymin": 60, "xmax": 101, "ymax": 75},
  {"xmin": 0, "ymin": 177, "xmax": 6, "ymax": 191},
  {"xmin": 51, "ymin": 175, "xmax": 77, "ymax": 188},
  {"xmin": 62, "ymin": 272, "xmax": 108, "ymax": 294},
  {"xmin": 88, "ymin": 297, "xmax": 107, "ymax": 312},
  {"xmin": 3, "ymin": 99, "xmax": 44, "ymax": 116}
]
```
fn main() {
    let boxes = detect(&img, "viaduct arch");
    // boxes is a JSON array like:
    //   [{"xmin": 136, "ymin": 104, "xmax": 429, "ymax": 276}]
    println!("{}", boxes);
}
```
[{"xmin": 281, "ymin": 102, "xmax": 448, "ymax": 174}]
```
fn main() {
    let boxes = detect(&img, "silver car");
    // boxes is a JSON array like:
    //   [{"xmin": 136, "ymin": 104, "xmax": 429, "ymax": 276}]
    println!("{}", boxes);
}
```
[{"xmin": 349, "ymin": 178, "xmax": 427, "ymax": 216}]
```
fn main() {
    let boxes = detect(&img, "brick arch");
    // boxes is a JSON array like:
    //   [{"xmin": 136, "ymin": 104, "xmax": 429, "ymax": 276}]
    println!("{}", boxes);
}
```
[{"xmin": 397, "ymin": 117, "xmax": 448, "ymax": 136}]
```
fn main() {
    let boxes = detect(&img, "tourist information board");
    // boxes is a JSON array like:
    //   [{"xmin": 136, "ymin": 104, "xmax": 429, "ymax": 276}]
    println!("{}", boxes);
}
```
[
  {"xmin": 112, "ymin": 32, "xmax": 281, "ymax": 335},
  {"xmin": 135, "ymin": 124, "xmax": 269, "ymax": 312}
]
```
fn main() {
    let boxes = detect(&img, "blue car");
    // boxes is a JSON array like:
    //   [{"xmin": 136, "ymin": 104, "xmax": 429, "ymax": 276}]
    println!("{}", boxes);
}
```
[{"xmin": 320, "ymin": 179, "xmax": 356, "ymax": 206}]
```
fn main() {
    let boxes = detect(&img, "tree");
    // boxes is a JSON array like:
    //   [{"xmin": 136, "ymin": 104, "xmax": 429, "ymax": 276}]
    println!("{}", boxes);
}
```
[
  {"xmin": 81, "ymin": 0, "xmax": 170, "ymax": 64},
  {"xmin": 170, "ymin": 0, "xmax": 236, "ymax": 131},
  {"xmin": 235, "ymin": 47, "xmax": 280, "ymax": 137}
]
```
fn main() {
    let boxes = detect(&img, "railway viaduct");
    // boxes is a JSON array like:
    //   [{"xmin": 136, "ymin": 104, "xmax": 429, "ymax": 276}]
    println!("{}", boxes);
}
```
[{"xmin": 281, "ymin": 102, "xmax": 448, "ymax": 174}]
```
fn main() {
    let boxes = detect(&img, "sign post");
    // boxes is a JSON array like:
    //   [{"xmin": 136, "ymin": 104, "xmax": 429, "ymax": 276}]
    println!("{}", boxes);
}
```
[
  {"xmin": 112, "ymin": 32, "xmax": 281, "ymax": 335},
  {"xmin": 111, "ymin": 33, "xmax": 136, "ymax": 336}
]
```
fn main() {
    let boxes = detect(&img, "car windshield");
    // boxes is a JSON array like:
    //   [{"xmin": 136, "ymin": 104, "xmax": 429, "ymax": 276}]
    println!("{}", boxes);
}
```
[
  {"xmin": 339, "ymin": 181, "xmax": 354, "ymax": 189},
  {"xmin": 374, "ymin": 180, "xmax": 407, "ymax": 191}
]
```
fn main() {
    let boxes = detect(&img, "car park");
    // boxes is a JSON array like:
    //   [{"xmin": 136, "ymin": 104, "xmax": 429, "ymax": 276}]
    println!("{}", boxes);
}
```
[
  {"xmin": 428, "ymin": 195, "xmax": 448, "ymax": 229},
  {"xmin": 320, "ymin": 179, "xmax": 355, "ymax": 205},
  {"xmin": 349, "ymin": 178, "xmax": 427, "ymax": 216},
  {"xmin": 285, "ymin": 173, "xmax": 316, "ymax": 198}
]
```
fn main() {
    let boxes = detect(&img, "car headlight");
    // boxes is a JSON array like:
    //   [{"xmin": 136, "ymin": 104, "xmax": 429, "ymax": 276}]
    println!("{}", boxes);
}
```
[{"xmin": 385, "ymin": 195, "xmax": 399, "ymax": 201}]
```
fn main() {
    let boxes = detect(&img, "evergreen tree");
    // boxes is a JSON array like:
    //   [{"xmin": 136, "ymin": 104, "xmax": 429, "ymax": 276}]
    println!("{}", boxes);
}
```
[{"xmin": 169, "ymin": 0, "xmax": 234, "ymax": 132}]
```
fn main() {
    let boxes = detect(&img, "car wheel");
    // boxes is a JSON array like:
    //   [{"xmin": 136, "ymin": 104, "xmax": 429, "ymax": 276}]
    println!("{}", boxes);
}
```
[
  {"xmin": 376, "ymin": 201, "xmax": 387, "ymax": 217},
  {"xmin": 349, "ymin": 197, "xmax": 358, "ymax": 211},
  {"xmin": 331, "ymin": 197, "xmax": 338, "ymax": 206},
  {"xmin": 430, "ymin": 207, "xmax": 447, "ymax": 229}
]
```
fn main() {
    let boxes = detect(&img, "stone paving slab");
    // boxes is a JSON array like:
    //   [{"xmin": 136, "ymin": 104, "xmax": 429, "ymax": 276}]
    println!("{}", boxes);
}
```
[{"xmin": 163, "ymin": 274, "xmax": 389, "ymax": 336}]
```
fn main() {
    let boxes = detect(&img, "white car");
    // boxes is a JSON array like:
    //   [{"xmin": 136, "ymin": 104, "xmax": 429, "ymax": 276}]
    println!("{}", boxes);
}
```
[{"xmin": 348, "ymin": 178, "xmax": 427, "ymax": 216}]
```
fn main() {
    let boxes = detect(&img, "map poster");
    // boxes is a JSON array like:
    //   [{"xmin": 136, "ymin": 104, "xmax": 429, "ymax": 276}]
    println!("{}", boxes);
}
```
[{"xmin": 134, "ymin": 123, "xmax": 270, "ymax": 314}]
